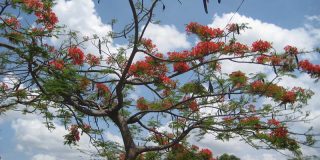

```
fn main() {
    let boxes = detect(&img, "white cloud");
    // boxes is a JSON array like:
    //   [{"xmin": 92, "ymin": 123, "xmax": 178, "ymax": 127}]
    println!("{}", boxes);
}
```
[
  {"xmin": 105, "ymin": 132, "xmax": 123, "ymax": 146},
  {"xmin": 143, "ymin": 23, "xmax": 191, "ymax": 53},
  {"xmin": 53, "ymin": 0, "xmax": 112, "ymax": 38},
  {"xmin": 11, "ymin": 118, "xmax": 94, "ymax": 160},
  {"xmin": 32, "ymin": 154, "xmax": 57, "ymax": 160},
  {"xmin": 210, "ymin": 13, "xmax": 319, "ymax": 51}
]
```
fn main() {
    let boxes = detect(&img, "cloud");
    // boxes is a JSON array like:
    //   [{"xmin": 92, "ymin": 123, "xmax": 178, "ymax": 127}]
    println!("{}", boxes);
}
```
[
  {"xmin": 209, "ymin": 13, "xmax": 319, "ymax": 51},
  {"xmin": 53, "ymin": 0, "xmax": 112, "ymax": 37},
  {"xmin": 32, "ymin": 154, "xmax": 57, "ymax": 160},
  {"xmin": 11, "ymin": 118, "xmax": 94, "ymax": 160},
  {"xmin": 143, "ymin": 23, "xmax": 191, "ymax": 53}
]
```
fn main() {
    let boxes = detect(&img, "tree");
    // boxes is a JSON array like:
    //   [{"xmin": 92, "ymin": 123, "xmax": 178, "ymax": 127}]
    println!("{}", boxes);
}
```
[
  {"xmin": 0, "ymin": 0, "xmax": 319, "ymax": 160},
  {"xmin": 217, "ymin": 153, "xmax": 240, "ymax": 160}
]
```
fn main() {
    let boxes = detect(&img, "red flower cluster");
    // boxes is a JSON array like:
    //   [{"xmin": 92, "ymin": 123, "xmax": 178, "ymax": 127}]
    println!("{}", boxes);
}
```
[
  {"xmin": 227, "ymin": 23, "xmax": 237, "ymax": 32},
  {"xmin": 249, "ymin": 80, "xmax": 299, "ymax": 104},
  {"xmin": 86, "ymin": 54, "xmax": 100, "ymax": 66},
  {"xmin": 68, "ymin": 47, "xmax": 85, "ymax": 65},
  {"xmin": 299, "ymin": 60, "xmax": 320, "ymax": 76},
  {"xmin": 173, "ymin": 62, "xmax": 190, "ymax": 73},
  {"xmin": 49, "ymin": 59, "xmax": 64, "ymax": 70},
  {"xmin": 4, "ymin": 17, "xmax": 21, "ymax": 29},
  {"xmin": 284, "ymin": 45, "xmax": 298, "ymax": 55},
  {"xmin": 137, "ymin": 97, "xmax": 149, "ymax": 110},
  {"xmin": 256, "ymin": 55, "xmax": 268, "ymax": 64},
  {"xmin": 240, "ymin": 116, "xmax": 260, "ymax": 125},
  {"xmin": 141, "ymin": 38, "xmax": 157, "ymax": 53},
  {"xmin": 189, "ymin": 100, "xmax": 199, "ymax": 112},
  {"xmin": 229, "ymin": 71, "xmax": 247, "ymax": 87},
  {"xmin": 223, "ymin": 116, "xmax": 234, "ymax": 124},
  {"xmin": 69, "ymin": 125, "xmax": 80, "ymax": 141},
  {"xmin": 251, "ymin": 40, "xmax": 272, "ymax": 52},
  {"xmin": 22, "ymin": 0, "xmax": 44, "ymax": 10},
  {"xmin": 199, "ymin": 148, "xmax": 214, "ymax": 160},
  {"xmin": 96, "ymin": 83, "xmax": 110, "ymax": 95},
  {"xmin": 35, "ymin": 9, "xmax": 59, "ymax": 30},
  {"xmin": 223, "ymin": 42, "xmax": 249, "ymax": 56},
  {"xmin": 281, "ymin": 91, "xmax": 296, "ymax": 103},
  {"xmin": 270, "ymin": 126, "xmax": 288, "ymax": 138},
  {"xmin": 191, "ymin": 41, "xmax": 221, "ymax": 57},
  {"xmin": 129, "ymin": 53, "xmax": 168, "ymax": 79},
  {"xmin": 186, "ymin": 22, "xmax": 223, "ymax": 40},
  {"xmin": 267, "ymin": 118, "xmax": 281, "ymax": 126},
  {"xmin": 22, "ymin": 0, "xmax": 58, "ymax": 31},
  {"xmin": 270, "ymin": 55, "xmax": 282, "ymax": 65}
]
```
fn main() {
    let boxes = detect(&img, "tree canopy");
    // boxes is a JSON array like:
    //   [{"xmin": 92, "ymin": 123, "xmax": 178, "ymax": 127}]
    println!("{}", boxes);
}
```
[{"xmin": 0, "ymin": 0, "xmax": 319, "ymax": 160}]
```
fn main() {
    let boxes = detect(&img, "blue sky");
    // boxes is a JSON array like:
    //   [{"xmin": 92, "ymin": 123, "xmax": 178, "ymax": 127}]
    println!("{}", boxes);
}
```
[{"xmin": 0, "ymin": 0, "xmax": 320, "ymax": 160}]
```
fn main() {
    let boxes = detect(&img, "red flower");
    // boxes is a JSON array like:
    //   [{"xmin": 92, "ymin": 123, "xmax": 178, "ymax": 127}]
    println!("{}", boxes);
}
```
[
  {"xmin": 49, "ymin": 59, "xmax": 64, "ymax": 70},
  {"xmin": 68, "ymin": 47, "xmax": 85, "ymax": 65},
  {"xmin": 224, "ymin": 42, "xmax": 249, "ymax": 56},
  {"xmin": 189, "ymin": 100, "xmax": 199, "ymax": 112},
  {"xmin": 256, "ymin": 55, "xmax": 269, "ymax": 64},
  {"xmin": 284, "ymin": 45, "xmax": 298, "ymax": 55},
  {"xmin": 229, "ymin": 71, "xmax": 247, "ymax": 87},
  {"xmin": 22, "ymin": 0, "xmax": 44, "ymax": 10},
  {"xmin": 4, "ymin": 17, "xmax": 21, "ymax": 29},
  {"xmin": 281, "ymin": 91, "xmax": 296, "ymax": 103},
  {"xmin": 69, "ymin": 125, "xmax": 80, "ymax": 141},
  {"xmin": 186, "ymin": 22, "xmax": 223, "ymax": 39},
  {"xmin": 137, "ymin": 97, "xmax": 149, "ymax": 110},
  {"xmin": 251, "ymin": 40, "xmax": 272, "ymax": 52},
  {"xmin": 227, "ymin": 23, "xmax": 237, "ymax": 32},
  {"xmin": 270, "ymin": 55, "xmax": 282, "ymax": 65},
  {"xmin": 86, "ymin": 54, "xmax": 100, "ymax": 66},
  {"xmin": 96, "ymin": 83, "xmax": 110, "ymax": 95},
  {"xmin": 173, "ymin": 62, "xmax": 190, "ymax": 73},
  {"xmin": 299, "ymin": 60, "xmax": 320, "ymax": 76},
  {"xmin": 191, "ymin": 41, "xmax": 220, "ymax": 57},
  {"xmin": 268, "ymin": 118, "xmax": 280, "ymax": 126},
  {"xmin": 270, "ymin": 126, "xmax": 288, "ymax": 138},
  {"xmin": 141, "ymin": 38, "xmax": 157, "ymax": 52},
  {"xmin": 199, "ymin": 148, "xmax": 213, "ymax": 159}
]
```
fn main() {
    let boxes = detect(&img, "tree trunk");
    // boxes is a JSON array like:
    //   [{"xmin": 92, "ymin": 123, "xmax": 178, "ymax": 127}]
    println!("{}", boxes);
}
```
[{"xmin": 110, "ymin": 113, "xmax": 137, "ymax": 160}]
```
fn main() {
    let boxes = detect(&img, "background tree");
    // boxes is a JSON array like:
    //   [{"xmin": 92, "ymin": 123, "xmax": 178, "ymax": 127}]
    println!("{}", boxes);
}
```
[{"xmin": 0, "ymin": 0, "xmax": 319, "ymax": 160}]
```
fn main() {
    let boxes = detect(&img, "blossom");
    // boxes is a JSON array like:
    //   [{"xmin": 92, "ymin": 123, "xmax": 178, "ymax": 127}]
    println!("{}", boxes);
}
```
[
  {"xmin": 86, "ymin": 54, "xmax": 100, "ymax": 66},
  {"xmin": 251, "ymin": 40, "xmax": 272, "ymax": 52},
  {"xmin": 223, "ymin": 42, "xmax": 249, "ymax": 56},
  {"xmin": 189, "ymin": 100, "xmax": 199, "ymax": 112},
  {"xmin": 227, "ymin": 23, "xmax": 237, "ymax": 32},
  {"xmin": 22, "ymin": 0, "xmax": 44, "ymax": 10},
  {"xmin": 68, "ymin": 47, "xmax": 85, "ymax": 65},
  {"xmin": 229, "ymin": 71, "xmax": 247, "ymax": 87},
  {"xmin": 270, "ymin": 126, "xmax": 288, "ymax": 138},
  {"xmin": 256, "ymin": 55, "xmax": 269, "ymax": 64},
  {"xmin": 281, "ymin": 91, "xmax": 296, "ymax": 103},
  {"xmin": 191, "ymin": 41, "xmax": 221, "ymax": 57},
  {"xmin": 69, "ymin": 125, "xmax": 80, "ymax": 141},
  {"xmin": 186, "ymin": 22, "xmax": 223, "ymax": 40},
  {"xmin": 49, "ymin": 59, "xmax": 64, "ymax": 70},
  {"xmin": 199, "ymin": 148, "xmax": 213, "ymax": 159},
  {"xmin": 137, "ymin": 97, "xmax": 149, "ymax": 110},
  {"xmin": 96, "ymin": 83, "xmax": 110, "ymax": 95},
  {"xmin": 299, "ymin": 60, "xmax": 320, "ymax": 76},
  {"xmin": 284, "ymin": 45, "xmax": 298, "ymax": 55},
  {"xmin": 268, "ymin": 118, "xmax": 280, "ymax": 126},
  {"xmin": 173, "ymin": 62, "xmax": 190, "ymax": 73},
  {"xmin": 141, "ymin": 38, "xmax": 157, "ymax": 53},
  {"xmin": 4, "ymin": 17, "xmax": 21, "ymax": 29}
]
